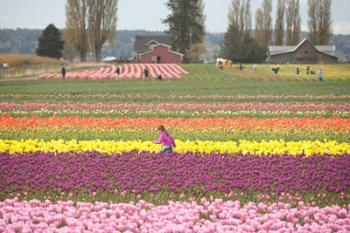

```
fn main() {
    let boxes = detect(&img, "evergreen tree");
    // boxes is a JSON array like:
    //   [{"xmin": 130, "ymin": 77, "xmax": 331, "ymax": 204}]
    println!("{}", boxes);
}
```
[
  {"xmin": 36, "ymin": 24, "xmax": 64, "ymax": 59},
  {"xmin": 163, "ymin": 0, "xmax": 205, "ymax": 61},
  {"xmin": 220, "ymin": 20, "xmax": 240, "ymax": 59},
  {"xmin": 237, "ymin": 35, "xmax": 266, "ymax": 62}
]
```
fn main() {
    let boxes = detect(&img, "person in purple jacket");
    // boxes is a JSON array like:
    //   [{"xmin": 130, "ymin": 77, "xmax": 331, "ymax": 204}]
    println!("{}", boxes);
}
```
[{"xmin": 154, "ymin": 125, "xmax": 176, "ymax": 153}]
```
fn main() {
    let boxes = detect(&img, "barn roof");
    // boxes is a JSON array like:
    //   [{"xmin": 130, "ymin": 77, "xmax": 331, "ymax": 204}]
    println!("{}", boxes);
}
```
[
  {"xmin": 139, "ymin": 43, "xmax": 184, "ymax": 57},
  {"xmin": 134, "ymin": 35, "xmax": 171, "ymax": 53},
  {"xmin": 269, "ymin": 38, "xmax": 336, "ymax": 57}
]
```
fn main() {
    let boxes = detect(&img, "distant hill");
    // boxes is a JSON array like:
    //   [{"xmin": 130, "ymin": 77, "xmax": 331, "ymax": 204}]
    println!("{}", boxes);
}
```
[{"xmin": 0, "ymin": 29, "xmax": 349, "ymax": 62}]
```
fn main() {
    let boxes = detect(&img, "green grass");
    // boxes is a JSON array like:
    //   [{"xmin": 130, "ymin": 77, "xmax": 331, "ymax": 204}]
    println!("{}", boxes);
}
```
[
  {"xmin": 2, "ymin": 189, "xmax": 349, "ymax": 207},
  {"xmin": 0, "ymin": 64, "xmax": 350, "ymax": 103},
  {"xmin": 225, "ymin": 63, "xmax": 350, "ymax": 81},
  {"xmin": 2, "ymin": 128, "xmax": 348, "ymax": 142}
]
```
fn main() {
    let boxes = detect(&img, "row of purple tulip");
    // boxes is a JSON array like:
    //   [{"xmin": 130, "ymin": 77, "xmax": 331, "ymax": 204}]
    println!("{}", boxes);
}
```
[{"xmin": 1, "ymin": 152, "xmax": 349, "ymax": 194}]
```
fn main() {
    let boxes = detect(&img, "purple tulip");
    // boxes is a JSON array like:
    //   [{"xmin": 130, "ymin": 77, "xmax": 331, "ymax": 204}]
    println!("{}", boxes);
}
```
[{"xmin": 1, "ymin": 152, "xmax": 349, "ymax": 194}]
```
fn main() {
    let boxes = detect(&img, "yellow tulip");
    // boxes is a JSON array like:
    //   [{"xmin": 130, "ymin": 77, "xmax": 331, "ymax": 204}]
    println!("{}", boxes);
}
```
[{"xmin": 0, "ymin": 139, "xmax": 349, "ymax": 156}]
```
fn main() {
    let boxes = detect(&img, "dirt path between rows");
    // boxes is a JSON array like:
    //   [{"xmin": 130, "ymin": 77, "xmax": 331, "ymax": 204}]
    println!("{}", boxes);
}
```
[{"xmin": 0, "ymin": 77, "xmax": 39, "ymax": 82}]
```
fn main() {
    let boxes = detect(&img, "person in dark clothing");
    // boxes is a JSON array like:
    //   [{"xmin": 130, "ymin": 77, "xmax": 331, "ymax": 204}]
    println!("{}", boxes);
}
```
[
  {"xmin": 158, "ymin": 74, "xmax": 163, "ymax": 80},
  {"xmin": 296, "ymin": 67, "xmax": 300, "ymax": 76},
  {"xmin": 61, "ymin": 66, "xmax": 66, "ymax": 79},
  {"xmin": 115, "ymin": 66, "xmax": 121, "ymax": 80},
  {"xmin": 306, "ymin": 66, "xmax": 311, "ymax": 75},
  {"xmin": 272, "ymin": 66, "xmax": 280, "ymax": 75},
  {"xmin": 143, "ymin": 67, "xmax": 149, "ymax": 80},
  {"xmin": 239, "ymin": 64, "xmax": 243, "ymax": 71}
]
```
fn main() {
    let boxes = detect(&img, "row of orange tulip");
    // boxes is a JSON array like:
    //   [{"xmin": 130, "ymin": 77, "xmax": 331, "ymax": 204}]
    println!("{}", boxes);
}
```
[{"xmin": 1, "ymin": 115, "xmax": 349, "ymax": 131}]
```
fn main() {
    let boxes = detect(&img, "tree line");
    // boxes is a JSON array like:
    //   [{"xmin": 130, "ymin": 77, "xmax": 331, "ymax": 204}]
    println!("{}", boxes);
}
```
[
  {"xmin": 3, "ymin": 29, "xmax": 350, "ymax": 62},
  {"xmin": 220, "ymin": 0, "xmax": 332, "ymax": 62},
  {"xmin": 35, "ymin": 0, "xmax": 333, "ymax": 63},
  {"xmin": 36, "ymin": 0, "xmax": 118, "ymax": 62},
  {"xmin": 162, "ymin": 0, "xmax": 332, "ymax": 62}
]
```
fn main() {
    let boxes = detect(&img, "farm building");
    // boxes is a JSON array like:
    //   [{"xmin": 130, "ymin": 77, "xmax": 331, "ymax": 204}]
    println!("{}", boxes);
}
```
[
  {"xmin": 134, "ymin": 35, "xmax": 184, "ymax": 63},
  {"xmin": 268, "ymin": 38, "xmax": 338, "ymax": 64}
]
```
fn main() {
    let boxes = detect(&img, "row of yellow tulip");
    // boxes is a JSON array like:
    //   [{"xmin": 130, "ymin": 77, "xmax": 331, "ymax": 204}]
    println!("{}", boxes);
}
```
[{"xmin": 0, "ymin": 139, "xmax": 349, "ymax": 156}]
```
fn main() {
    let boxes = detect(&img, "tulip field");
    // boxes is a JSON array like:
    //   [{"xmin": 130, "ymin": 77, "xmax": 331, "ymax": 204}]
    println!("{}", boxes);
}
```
[
  {"xmin": 39, "ymin": 64, "xmax": 188, "ymax": 80},
  {"xmin": 1, "ymin": 64, "xmax": 350, "ymax": 232}
]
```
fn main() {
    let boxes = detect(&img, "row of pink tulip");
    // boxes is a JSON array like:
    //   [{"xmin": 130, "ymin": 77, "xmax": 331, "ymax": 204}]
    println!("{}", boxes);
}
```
[
  {"xmin": 1, "ymin": 198, "xmax": 349, "ymax": 233},
  {"xmin": 39, "ymin": 64, "xmax": 188, "ymax": 80}
]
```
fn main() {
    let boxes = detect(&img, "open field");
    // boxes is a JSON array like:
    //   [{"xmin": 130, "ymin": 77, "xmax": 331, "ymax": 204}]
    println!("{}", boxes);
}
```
[
  {"xmin": 0, "ymin": 64, "xmax": 350, "ymax": 104},
  {"xmin": 0, "ymin": 54, "xmax": 108, "ymax": 79},
  {"xmin": 0, "ymin": 54, "xmax": 61, "ymax": 79},
  {"xmin": 0, "ymin": 54, "xmax": 59, "ymax": 66},
  {"xmin": 1, "ymin": 63, "xmax": 350, "ymax": 232},
  {"xmin": 221, "ymin": 63, "xmax": 350, "ymax": 81}
]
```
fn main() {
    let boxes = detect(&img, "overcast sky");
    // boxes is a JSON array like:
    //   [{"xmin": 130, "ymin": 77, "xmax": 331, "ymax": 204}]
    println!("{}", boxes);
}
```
[{"xmin": 0, "ymin": 0, "xmax": 349, "ymax": 34}]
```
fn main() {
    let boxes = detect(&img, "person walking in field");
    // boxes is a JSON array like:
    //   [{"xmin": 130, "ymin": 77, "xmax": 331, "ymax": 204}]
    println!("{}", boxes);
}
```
[
  {"xmin": 143, "ymin": 67, "xmax": 149, "ymax": 80},
  {"xmin": 306, "ymin": 66, "xmax": 311, "ymax": 75},
  {"xmin": 317, "ymin": 68, "xmax": 324, "ymax": 81},
  {"xmin": 154, "ymin": 125, "xmax": 176, "ymax": 153},
  {"xmin": 61, "ymin": 66, "xmax": 66, "ymax": 79},
  {"xmin": 252, "ymin": 64, "xmax": 257, "ymax": 72},
  {"xmin": 115, "ymin": 65, "xmax": 121, "ymax": 80}
]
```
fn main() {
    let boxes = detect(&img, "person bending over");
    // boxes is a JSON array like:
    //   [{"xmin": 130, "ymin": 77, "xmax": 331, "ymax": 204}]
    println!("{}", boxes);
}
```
[{"xmin": 154, "ymin": 125, "xmax": 176, "ymax": 153}]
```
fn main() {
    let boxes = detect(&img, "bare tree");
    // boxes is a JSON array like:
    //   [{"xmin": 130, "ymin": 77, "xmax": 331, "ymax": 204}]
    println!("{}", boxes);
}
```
[
  {"xmin": 308, "ymin": 0, "xmax": 332, "ymax": 45},
  {"xmin": 255, "ymin": 0, "xmax": 272, "ymax": 48},
  {"xmin": 221, "ymin": 0, "xmax": 266, "ymax": 62},
  {"xmin": 62, "ymin": 42, "xmax": 79, "ymax": 62},
  {"xmin": 88, "ymin": 0, "xmax": 118, "ymax": 62},
  {"xmin": 286, "ymin": 0, "xmax": 301, "ymax": 45},
  {"xmin": 308, "ymin": 0, "xmax": 318, "ymax": 43},
  {"xmin": 187, "ymin": 43, "xmax": 208, "ymax": 62},
  {"xmin": 274, "ymin": 0, "xmax": 285, "ymax": 45},
  {"xmin": 243, "ymin": 0, "xmax": 252, "ymax": 37},
  {"xmin": 228, "ymin": 0, "xmax": 241, "ymax": 33},
  {"xmin": 319, "ymin": 0, "xmax": 332, "ymax": 44},
  {"xmin": 255, "ymin": 8, "xmax": 264, "ymax": 45},
  {"xmin": 64, "ymin": 0, "xmax": 89, "ymax": 62},
  {"xmin": 292, "ymin": 0, "xmax": 301, "ymax": 44},
  {"xmin": 228, "ymin": 0, "xmax": 251, "ymax": 41}
]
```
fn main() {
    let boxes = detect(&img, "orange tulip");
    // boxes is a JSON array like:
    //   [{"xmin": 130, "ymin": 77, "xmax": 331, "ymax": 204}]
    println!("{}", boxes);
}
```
[{"xmin": 0, "ymin": 115, "xmax": 349, "ymax": 132}]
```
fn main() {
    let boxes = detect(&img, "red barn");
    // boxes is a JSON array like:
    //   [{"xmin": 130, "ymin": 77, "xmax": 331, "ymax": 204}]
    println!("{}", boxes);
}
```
[
  {"xmin": 139, "ymin": 44, "xmax": 183, "ymax": 63},
  {"xmin": 134, "ymin": 35, "xmax": 184, "ymax": 64}
]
